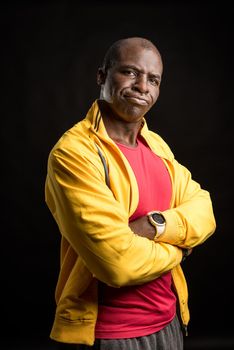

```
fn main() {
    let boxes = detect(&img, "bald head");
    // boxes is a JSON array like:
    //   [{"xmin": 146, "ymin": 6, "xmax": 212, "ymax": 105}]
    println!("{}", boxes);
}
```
[{"xmin": 101, "ymin": 37, "xmax": 162, "ymax": 74}]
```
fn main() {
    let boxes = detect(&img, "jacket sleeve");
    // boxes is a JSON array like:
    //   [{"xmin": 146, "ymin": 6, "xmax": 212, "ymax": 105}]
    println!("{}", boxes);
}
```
[
  {"xmin": 45, "ymin": 145, "xmax": 183, "ymax": 288},
  {"xmin": 158, "ymin": 158, "xmax": 216, "ymax": 248}
]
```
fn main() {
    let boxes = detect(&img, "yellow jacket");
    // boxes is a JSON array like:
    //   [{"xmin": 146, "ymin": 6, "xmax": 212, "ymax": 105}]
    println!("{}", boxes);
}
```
[{"xmin": 45, "ymin": 100, "xmax": 216, "ymax": 345}]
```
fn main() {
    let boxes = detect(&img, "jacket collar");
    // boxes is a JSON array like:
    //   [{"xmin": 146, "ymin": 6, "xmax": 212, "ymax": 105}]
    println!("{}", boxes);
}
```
[{"xmin": 86, "ymin": 99, "xmax": 173, "ymax": 161}]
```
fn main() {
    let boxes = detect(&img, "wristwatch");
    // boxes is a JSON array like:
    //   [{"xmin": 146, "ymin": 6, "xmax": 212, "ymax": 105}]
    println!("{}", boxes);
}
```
[{"xmin": 147, "ymin": 211, "xmax": 166, "ymax": 239}]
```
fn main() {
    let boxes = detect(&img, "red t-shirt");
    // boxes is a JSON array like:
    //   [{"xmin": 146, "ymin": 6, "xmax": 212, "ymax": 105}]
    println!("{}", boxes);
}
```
[{"xmin": 95, "ymin": 137, "xmax": 176, "ymax": 339}]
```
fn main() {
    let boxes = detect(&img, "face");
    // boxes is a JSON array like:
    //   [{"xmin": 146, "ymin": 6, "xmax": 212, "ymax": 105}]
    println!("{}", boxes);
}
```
[{"xmin": 97, "ymin": 44, "xmax": 163, "ymax": 123}]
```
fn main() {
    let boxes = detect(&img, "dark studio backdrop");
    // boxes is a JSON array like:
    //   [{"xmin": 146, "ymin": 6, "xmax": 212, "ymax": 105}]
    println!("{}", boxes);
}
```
[{"xmin": 1, "ymin": 0, "xmax": 233, "ymax": 348}]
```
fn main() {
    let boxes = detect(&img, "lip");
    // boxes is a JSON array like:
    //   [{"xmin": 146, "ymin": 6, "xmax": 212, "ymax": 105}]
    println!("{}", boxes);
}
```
[{"xmin": 124, "ymin": 95, "xmax": 149, "ymax": 106}]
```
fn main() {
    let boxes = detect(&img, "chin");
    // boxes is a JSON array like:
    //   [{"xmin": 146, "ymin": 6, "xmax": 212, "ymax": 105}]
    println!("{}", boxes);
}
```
[
  {"xmin": 109, "ymin": 100, "xmax": 149, "ymax": 122},
  {"xmin": 124, "ymin": 104, "xmax": 148, "ymax": 119}
]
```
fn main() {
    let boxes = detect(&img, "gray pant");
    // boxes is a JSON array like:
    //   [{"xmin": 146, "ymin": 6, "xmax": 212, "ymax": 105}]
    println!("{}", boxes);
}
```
[{"xmin": 59, "ymin": 315, "xmax": 183, "ymax": 350}]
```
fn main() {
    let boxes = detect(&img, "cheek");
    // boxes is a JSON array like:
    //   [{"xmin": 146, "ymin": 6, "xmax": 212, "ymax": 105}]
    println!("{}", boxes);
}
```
[
  {"xmin": 105, "ymin": 79, "xmax": 120, "ymax": 97},
  {"xmin": 112, "ymin": 75, "xmax": 130, "ymax": 92}
]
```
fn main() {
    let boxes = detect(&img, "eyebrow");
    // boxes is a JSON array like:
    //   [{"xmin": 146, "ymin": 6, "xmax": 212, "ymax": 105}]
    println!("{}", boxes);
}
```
[{"xmin": 119, "ymin": 64, "xmax": 161, "ymax": 80}]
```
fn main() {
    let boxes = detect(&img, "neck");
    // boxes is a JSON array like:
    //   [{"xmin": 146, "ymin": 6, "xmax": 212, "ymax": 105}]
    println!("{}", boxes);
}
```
[
  {"xmin": 104, "ymin": 116, "xmax": 141, "ymax": 147},
  {"xmin": 98, "ymin": 101, "xmax": 143, "ymax": 147}
]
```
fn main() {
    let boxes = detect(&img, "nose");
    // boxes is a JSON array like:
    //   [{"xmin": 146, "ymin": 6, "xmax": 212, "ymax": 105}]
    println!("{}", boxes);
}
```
[{"xmin": 133, "ymin": 74, "xmax": 149, "ymax": 94}]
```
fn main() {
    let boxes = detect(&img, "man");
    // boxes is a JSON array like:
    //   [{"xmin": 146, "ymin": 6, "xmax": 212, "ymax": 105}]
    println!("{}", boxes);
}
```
[{"xmin": 45, "ymin": 37, "xmax": 216, "ymax": 349}]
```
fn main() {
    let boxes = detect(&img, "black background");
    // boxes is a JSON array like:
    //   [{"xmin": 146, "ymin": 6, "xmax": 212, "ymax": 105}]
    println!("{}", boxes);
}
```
[{"xmin": 1, "ymin": 0, "xmax": 233, "ymax": 348}]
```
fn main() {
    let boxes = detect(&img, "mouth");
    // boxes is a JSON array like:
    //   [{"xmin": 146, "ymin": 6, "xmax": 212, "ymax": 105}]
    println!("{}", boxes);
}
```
[{"xmin": 124, "ymin": 95, "xmax": 149, "ymax": 106}]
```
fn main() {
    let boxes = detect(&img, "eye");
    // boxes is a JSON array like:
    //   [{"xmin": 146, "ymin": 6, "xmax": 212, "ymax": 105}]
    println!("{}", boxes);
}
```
[
  {"xmin": 149, "ymin": 77, "xmax": 160, "ymax": 86},
  {"xmin": 122, "ymin": 69, "xmax": 137, "ymax": 77}
]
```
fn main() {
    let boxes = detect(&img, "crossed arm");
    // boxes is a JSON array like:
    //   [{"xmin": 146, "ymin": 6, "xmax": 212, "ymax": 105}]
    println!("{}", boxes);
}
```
[
  {"xmin": 129, "ymin": 216, "xmax": 193, "ymax": 258},
  {"xmin": 46, "ymin": 147, "xmax": 215, "ymax": 287}
]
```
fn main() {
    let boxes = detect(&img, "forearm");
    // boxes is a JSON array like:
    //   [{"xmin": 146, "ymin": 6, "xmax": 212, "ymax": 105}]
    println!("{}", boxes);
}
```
[
  {"xmin": 131, "ymin": 167, "xmax": 216, "ymax": 249},
  {"xmin": 129, "ymin": 216, "xmax": 155, "ymax": 240},
  {"xmin": 159, "ymin": 160, "xmax": 217, "ymax": 248},
  {"xmin": 160, "ymin": 192, "xmax": 216, "ymax": 248},
  {"xmin": 129, "ymin": 215, "xmax": 192, "ymax": 260},
  {"xmin": 129, "ymin": 191, "xmax": 215, "ymax": 248}
]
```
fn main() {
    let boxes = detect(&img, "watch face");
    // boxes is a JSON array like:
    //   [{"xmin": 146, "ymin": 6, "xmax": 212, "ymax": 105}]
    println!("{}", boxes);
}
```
[{"xmin": 152, "ymin": 212, "xmax": 165, "ymax": 224}]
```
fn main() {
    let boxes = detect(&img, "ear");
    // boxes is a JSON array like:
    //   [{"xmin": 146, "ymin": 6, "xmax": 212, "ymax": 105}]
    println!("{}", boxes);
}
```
[{"xmin": 97, "ymin": 68, "xmax": 106, "ymax": 86}]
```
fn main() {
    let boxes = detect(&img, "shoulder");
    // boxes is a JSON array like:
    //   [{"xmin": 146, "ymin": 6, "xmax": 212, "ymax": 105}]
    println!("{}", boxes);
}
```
[
  {"xmin": 51, "ymin": 119, "xmax": 93, "ymax": 155},
  {"xmin": 47, "ymin": 119, "xmax": 99, "ymax": 171}
]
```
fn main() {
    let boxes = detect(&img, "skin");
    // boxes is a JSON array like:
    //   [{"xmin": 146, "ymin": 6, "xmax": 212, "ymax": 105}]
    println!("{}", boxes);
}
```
[
  {"xmin": 97, "ymin": 38, "xmax": 192, "ymax": 255},
  {"xmin": 97, "ymin": 38, "xmax": 163, "ymax": 147},
  {"xmin": 97, "ymin": 38, "xmax": 162, "ymax": 240}
]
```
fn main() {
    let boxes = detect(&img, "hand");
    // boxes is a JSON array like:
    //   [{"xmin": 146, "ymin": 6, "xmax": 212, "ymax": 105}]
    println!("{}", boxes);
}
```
[{"xmin": 129, "ymin": 216, "xmax": 155, "ymax": 240}]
